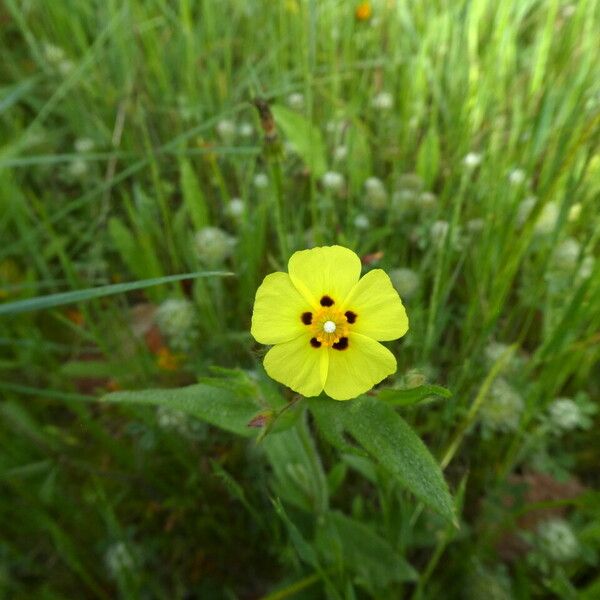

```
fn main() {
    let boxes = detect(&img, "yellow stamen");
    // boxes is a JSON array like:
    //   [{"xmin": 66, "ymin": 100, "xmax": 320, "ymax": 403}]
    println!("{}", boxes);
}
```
[{"xmin": 311, "ymin": 307, "xmax": 349, "ymax": 346}]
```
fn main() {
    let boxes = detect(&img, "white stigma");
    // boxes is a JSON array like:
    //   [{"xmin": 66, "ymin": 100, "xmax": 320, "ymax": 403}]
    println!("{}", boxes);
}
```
[{"xmin": 323, "ymin": 320, "xmax": 336, "ymax": 333}]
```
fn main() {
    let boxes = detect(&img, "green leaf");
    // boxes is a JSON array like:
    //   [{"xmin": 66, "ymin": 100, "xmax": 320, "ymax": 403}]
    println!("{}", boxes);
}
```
[
  {"xmin": 180, "ymin": 158, "xmax": 209, "ymax": 230},
  {"xmin": 101, "ymin": 383, "xmax": 259, "ymax": 437},
  {"xmin": 346, "ymin": 119, "xmax": 372, "ymax": 192},
  {"xmin": 309, "ymin": 397, "xmax": 455, "ymax": 522},
  {"xmin": 378, "ymin": 384, "xmax": 452, "ymax": 407},
  {"xmin": 309, "ymin": 396, "xmax": 364, "ymax": 456},
  {"xmin": 316, "ymin": 511, "xmax": 417, "ymax": 588},
  {"xmin": 273, "ymin": 499, "xmax": 321, "ymax": 569},
  {"xmin": 416, "ymin": 126, "xmax": 440, "ymax": 188},
  {"xmin": 108, "ymin": 217, "xmax": 142, "ymax": 277},
  {"xmin": 262, "ymin": 412, "xmax": 329, "ymax": 514},
  {"xmin": 0, "ymin": 271, "xmax": 232, "ymax": 316},
  {"xmin": 271, "ymin": 105, "xmax": 327, "ymax": 177}
]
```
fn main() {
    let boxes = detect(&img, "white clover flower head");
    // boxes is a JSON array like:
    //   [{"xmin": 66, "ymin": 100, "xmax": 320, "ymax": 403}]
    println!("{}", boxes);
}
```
[
  {"xmin": 430, "ymin": 220, "xmax": 450, "ymax": 243},
  {"xmin": 177, "ymin": 95, "xmax": 195, "ymax": 121},
  {"xmin": 483, "ymin": 341, "xmax": 526, "ymax": 374},
  {"xmin": 353, "ymin": 213, "xmax": 370, "ymax": 230},
  {"xmin": 283, "ymin": 140, "xmax": 298, "ymax": 156},
  {"xmin": 536, "ymin": 519, "xmax": 579, "ymax": 562},
  {"xmin": 156, "ymin": 405, "xmax": 207, "ymax": 439},
  {"xmin": 561, "ymin": 4, "xmax": 576, "ymax": 18},
  {"xmin": 479, "ymin": 378, "xmax": 524, "ymax": 434},
  {"xmin": 463, "ymin": 152, "xmax": 482, "ymax": 168},
  {"xmin": 534, "ymin": 201, "xmax": 559, "ymax": 235},
  {"xmin": 43, "ymin": 43, "xmax": 66, "ymax": 64},
  {"xmin": 363, "ymin": 177, "xmax": 388, "ymax": 209},
  {"xmin": 105, "ymin": 542, "xmax": 135, "ymax": 578},
  {"xmin": 67, "ymin": 158, "xmax": 88, "ymax": 178},
  {"xmin": 466, "ymin": 561, "xmax": 513, "ymax": 600},
  {"xmin": 484, "ymin": 341, "xmax": 512, "ymax": 365},
  {"xmin": 325, "ymin": 120, "xmax": 344, "ymax": 135},
  {"xmin": 548, "ymin": 398, "xmax": 585, "ymax": 432},
  {"xmin": 194, "ymin": 226, "xmax": 235, "ymax": 265},
  {"xmin": 516, "ymin": 195, "xmax": 537, "ymax": 226},
  {"xmin": 467, "ymin": 218, "xmax": 485, "ymax": 233},
  {"xmin": 253, "ymin": 172, "xmax": 269, "ymax": 189},
  {"xmin": 322, "ymin": 171, "xmax": 345, "ymax": 192},
  {"xmin": 576, "ymin": 255, "xmax": 594, "ymax": 282},
  {"xmin": 58, "ymin": 59, "xmax": 74, "ymax": 76},
  {"xmin": 552, "ymin": 237, "xmax": 581, "ymax": 270},
  {"xmin": 333, "ymin": 145, "xmax": 348, "ymax": 162},
  {"xmin": 74, "ymin": 137, "xmax": 95, "ymax": 153},
  {"xmin": 372, "ymin": 91, "xmax": 394, "ymax": 110},
  {"xmin": 389, "ymin": 268, "xmax": 419, "ymax": 300},
  {"xmin": 508, "ymin": 168, "xmax": 527, "ymax": 186},
  {"xmin": 226, "ymin": 197, "xmax": 245, "ymax": 219},
  {"xmin": 157, "ymin": 404, "xmax": 187, "ymax": 429},
  {"xmin": 391, "ymin": 189, "xmax": 418, "ymax": 213},
  {"xmin": 216, "ymin": 119, "xmax": 236, "ymax": 142},
  {"xmin": 417, "ymin": 191, "xmax": 437, "ymax": 211},
  {"xmin": 24, "ymin": 128, "xmax": 47, "ymax": 147},
  {"xmin": 287, "ymin": 92, "xmax": 305, "ymax": 110},
  {"xmin": 568, "ymin": 203, "xmax": 582, "ymax": 222},
  {"xmin": 396, "ymin": 172, "xmax": 424, "ymax": 192},
  {"xmin": 403, "ymin": 368, "xmax": 427, "ymax": 389},
  {"xmin": 155, "ymin": 298, "xmax": 198, "ymax": 350},
  {"xmin": 238, "ymin": 122, "xmax": 254, "ymax": 137}
]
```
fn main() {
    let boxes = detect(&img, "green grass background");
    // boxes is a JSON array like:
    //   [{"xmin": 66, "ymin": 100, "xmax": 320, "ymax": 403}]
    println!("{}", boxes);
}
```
[{"xmin": 1, "ymin": 0, "xmax": 599, "ymax": 598}]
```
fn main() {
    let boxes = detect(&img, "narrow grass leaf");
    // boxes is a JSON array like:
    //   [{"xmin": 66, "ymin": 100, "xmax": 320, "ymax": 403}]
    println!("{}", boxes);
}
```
[{"xmin": 0, "ymin": 271, "xmax": 232, "ymax": 316}]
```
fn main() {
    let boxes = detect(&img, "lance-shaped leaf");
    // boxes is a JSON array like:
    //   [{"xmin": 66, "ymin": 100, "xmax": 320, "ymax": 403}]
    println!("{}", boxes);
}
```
[
  {"xmin": 271, "ymin": 105, "xmax": 327, "ymax": 177},
  {"xmin": 101, "ymin": 383, "xmax": 260, "ymax": 438},
  {"xmin": 309, "ymin": 396, "xmax": 455, "ymax": 523}
]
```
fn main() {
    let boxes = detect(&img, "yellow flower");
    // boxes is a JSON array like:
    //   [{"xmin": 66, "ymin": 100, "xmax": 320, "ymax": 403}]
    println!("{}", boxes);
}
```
[
  {"xmin": 251, "ymin": 246, "xmax": 408, "ymax": 400},
  {"xmin": 355, "ymin": 2, "xmax": 373, "ymax": 21}
]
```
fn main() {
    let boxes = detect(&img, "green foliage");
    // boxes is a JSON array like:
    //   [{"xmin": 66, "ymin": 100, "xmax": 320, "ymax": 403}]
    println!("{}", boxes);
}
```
[
  {"xmin": 1, "ymin": 0, "xmax": 599, "ymax": 597},
  {"xmin": 0, "ymin": 271, "xmax": 230, "ymax": 315},
  {"xmin": 271, "ymin": 105, "xmax": 328, "ymax": 177},
  {"xmin": 309, "ymin": 397, "xmax": 455, "ymax": 522},
  {"xmin": 102, "ymin": 382, "xmax": 260, "ymax": 438}
]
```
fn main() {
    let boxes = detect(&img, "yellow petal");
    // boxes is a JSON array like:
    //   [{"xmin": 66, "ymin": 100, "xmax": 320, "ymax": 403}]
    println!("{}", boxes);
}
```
[
  {"xmin": 342, "ymin": 269, "xmax": 409, "ymax": 341},
  {"xmin": 324, "ymin": 332, "xmax": 396, "ymax": 400},
  {"xmin": 263, "ymin": 334, "xmax": 329, "ymax": 397},
  {"xmin": 288, "ymin": 245, "xmax": 362, "ymax": 309},
  {"xmin": 251, "ymin": 272, "xmax": 312, "ymax": 344}
]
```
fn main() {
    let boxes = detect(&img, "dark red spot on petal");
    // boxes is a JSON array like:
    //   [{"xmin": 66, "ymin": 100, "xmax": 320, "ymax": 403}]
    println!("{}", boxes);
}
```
[
  {"xmin": 345, "ymin": 310, "xmax": 357, "ymax": 324},
  {"xmin": 310, "ymin": 337, "xmax": 322, "ymax": 348},
  {"xmin": 320, "ymin": 295, "xmax": 334, "ymax": 306},
  {"xmin": 332, "ymin": 337, "xmax": 349, "ymax": 350},
  {"xmin": 301, "ymin": 311, "xmax": 313, "ymax": 325}
]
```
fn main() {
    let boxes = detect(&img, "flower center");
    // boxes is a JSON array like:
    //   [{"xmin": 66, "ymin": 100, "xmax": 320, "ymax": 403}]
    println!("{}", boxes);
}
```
[
  {"xmin": 311, "ymin": 307, "xmax": 348, "ymax": 346},
  {"xmin": 323, "ymin": 320, "xmax": 336, "ymax": 333}
]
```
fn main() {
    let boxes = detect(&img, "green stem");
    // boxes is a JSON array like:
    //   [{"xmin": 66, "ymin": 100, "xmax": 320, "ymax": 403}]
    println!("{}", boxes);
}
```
[
  {"xmin": 260, "ymin": 572, "xmax": 321, "ymax": 600},
  {"xmin": 270, "ymin": 159, "xmax": 289, "ymax": 259}
]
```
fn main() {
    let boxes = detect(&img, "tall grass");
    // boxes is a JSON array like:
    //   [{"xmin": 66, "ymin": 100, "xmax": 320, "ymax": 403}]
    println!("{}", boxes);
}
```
[{"xmin": 1, "ymin": 0, "xmax": 599, "ymax": 597}]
